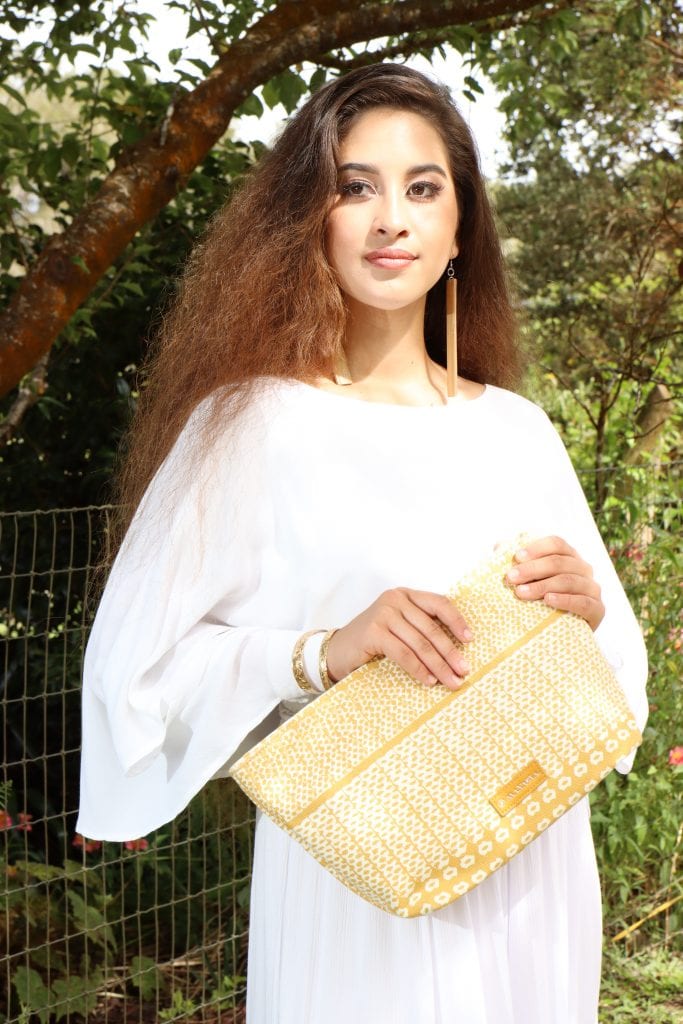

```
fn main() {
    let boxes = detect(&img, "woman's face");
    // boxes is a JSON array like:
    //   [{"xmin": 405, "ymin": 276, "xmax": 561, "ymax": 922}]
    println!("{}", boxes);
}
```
[{"xmin": 326, "ymin": 107, "xmax": 459, "ymax": 314}]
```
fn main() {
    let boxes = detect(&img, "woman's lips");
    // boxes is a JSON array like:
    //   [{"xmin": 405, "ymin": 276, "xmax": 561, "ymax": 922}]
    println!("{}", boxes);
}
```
[{"xmin": 364, "ymin": 248, "xmax": 417, "ymax": 269}]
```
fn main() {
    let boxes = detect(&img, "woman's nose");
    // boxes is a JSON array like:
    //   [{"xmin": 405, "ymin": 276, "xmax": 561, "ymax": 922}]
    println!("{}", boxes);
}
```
[{"xmin": 372, "ymin": 190, "xmax": 409, "ymax": 236}]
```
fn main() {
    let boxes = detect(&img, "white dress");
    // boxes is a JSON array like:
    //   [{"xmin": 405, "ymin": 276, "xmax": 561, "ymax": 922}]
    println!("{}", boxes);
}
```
[{"xmin": 77, "ymin": 380, "xmax": 648, "ymax": 1024}]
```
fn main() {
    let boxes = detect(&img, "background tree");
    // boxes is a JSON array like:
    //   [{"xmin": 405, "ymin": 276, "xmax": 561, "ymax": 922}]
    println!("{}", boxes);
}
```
[
  {"xmin": 492, "ymin": 0, "xmax": 682, "ymax": 496},
  {"xmin": 487, "ymin": 6, "xmax": 683, "ymax": 966}
]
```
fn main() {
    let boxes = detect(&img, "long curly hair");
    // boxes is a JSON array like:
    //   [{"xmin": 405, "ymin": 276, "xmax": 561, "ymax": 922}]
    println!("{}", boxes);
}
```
[{"xmin": 113, "ymin": 63, "xmax": 520, "ymax": 547}]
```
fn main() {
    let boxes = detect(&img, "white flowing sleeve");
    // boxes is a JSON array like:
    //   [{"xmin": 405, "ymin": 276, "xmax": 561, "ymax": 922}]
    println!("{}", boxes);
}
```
[
  {"xmin": 77, "ymin": 394, "xmax": 304, "ymax": 841},
  {"xmin": 528, "ymin": 409, "xmax": 649, "ymax": 774}
]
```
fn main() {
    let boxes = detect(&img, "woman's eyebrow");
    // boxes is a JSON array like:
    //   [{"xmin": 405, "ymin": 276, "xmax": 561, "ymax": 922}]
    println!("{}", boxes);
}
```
[
  {"xmin": 337, "ymin": 162, "xmax": 379, "ymax": 174},
  {"xmin": 337, "ymin": 162, "xmax": 448, "ymax": 177},
  {"xmin": 407, "ymin": 163, "xmax": 448, "ymax": 178}
]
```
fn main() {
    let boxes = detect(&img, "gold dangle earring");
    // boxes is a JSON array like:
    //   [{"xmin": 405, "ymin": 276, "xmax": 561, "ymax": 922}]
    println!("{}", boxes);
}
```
[
  {"xmin": 446, "ymin": 259, "xmax": 458, "ymax": 399},
  {"xmin": 334, "ymin": 348, "xmax": 353, "ymax": 386}
]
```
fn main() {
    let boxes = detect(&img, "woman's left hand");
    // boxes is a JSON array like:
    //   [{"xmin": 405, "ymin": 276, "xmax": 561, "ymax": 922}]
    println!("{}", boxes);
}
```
[{"xmin": 506, "ymin": 536, "xmax": 605, "ymax": 631}]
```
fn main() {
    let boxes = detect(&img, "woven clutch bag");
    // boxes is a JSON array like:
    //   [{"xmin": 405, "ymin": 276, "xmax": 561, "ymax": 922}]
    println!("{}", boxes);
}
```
[{"xmin": 230, "ymin": 542, "xmax": 641, "ymax": 917}]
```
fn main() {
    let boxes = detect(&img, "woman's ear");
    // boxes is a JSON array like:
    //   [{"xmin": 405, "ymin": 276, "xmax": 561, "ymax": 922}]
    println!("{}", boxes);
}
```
[{"xmin": 450, "ymin": 240, "xmax": 459, "ymax": 260}]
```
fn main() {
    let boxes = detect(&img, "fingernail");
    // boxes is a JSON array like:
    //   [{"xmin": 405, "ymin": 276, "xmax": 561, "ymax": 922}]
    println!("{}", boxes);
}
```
[
  {"xmin": 515, "ymin": 549, "xmax": 528, "ymax": 561},
  {"xmin": 507, "ymin": 568, "xmax": 520, "ymax": 581},
  {"xmin": 545, "ymin": 593, "xmax": 558, "ymax": 606},
  {"xmin": 426, "ymin": 674, "xmax": 437, "ymax": 687},
  {"xmin": 517, "ymin": 584, "xmax": 531, "ymax": 596},
  {"xmin": 449, "ymin": 672, "xmax": 463, "ymax": 688},
  {"xmin": 463, "ymin": 627, "xmax": 473, "ymax": 642},
  {"xmin": 457, "ymin": 658, "xmax": 470, "ymax": 675}
]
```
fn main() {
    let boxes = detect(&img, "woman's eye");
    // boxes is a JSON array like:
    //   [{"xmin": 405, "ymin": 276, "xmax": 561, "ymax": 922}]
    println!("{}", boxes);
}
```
[
  {"xmin": 339, "ymin": 179, "xmax": 374, "ymax": 198},
  {"xmin": 408, "ymin": 180, "xmax": 443, "ymax": 199}
]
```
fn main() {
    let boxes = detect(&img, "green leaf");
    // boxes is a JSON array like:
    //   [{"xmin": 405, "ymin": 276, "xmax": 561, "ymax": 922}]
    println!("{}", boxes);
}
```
[
  {"xmin": 129, "ymin": 955, "xmax": 163, "ymax": 1000},
  {"xmin": 122, "ymin": 280, "xmax": 145, "ymax": 297},
  {"xmin": 2, "ymin": 81, "xmax": 27, "ymax": 106},
  {"xmin": 185, "ymin": 58, "xmax": 211, "ymax": 74},
  {"xmin": 235, "ymin": 92, "xmax": 264, "ymax": 118},
  {"xmin": 124, "ymin": 59, "xmax": 148, "ymax": 87},
  {"xmin": 0, "ymin": 102, "xmax": 20, "ymax": 126},
  {"xmin": 309, "ymin": 68, "xmax": 327, "ymax": 93},
  {"xmin": 41, "ymin": 144, "xmax": 61, "ymax": 182},
  {"xmin": 13, "ymin": 859, "xmax": 64, "ymax": 882},
  {"xmin": 91, "ymin": 137, "xmax": 110, "ymax": 162},
  {"xmin": 51, "ymin": 974, "xmax": 100, "ymax": 1023},
  {"xmin": 263, "ymin": 68, "xmax": 307, "ymax": 114},
  {"xmin": 61, "ymin": 135, "xmax": 80, "ymax": 166},
  {"xmin": 554, "ymin": 30, "xmax": 579, "ymax": 56},
  {"xmin": 116, "ymin": 28, "xmax": 138, "ymax": 55},
  {"xmin": 13, "ymin": 966, "xmax": 52, "ymax": 1024},
  {"xmin": 262, "ymin": 77, "xmax": 281, "ymax": 110},
  {"xmin": 449, "ymin": 28, "xmax": 477, "ymax": 56},
  {"xmin": 75, "ymin": 42, "xmax": 101, "ymax": 57},
  {"xmin": 463, "ymin": 75, "xmax": 484, "ymax": 95},
  {"xmin": 120, "ymin": 122, "xmax": 145, "ymax": 146},
  {"xmin": 66, "ymin": 891, "xmax": 117, "ymax": 951}
]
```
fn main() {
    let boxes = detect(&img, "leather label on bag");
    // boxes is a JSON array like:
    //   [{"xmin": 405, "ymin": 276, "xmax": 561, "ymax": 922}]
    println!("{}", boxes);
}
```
[{"xmin": 490, "ymin": 760, "xmax": 547, "ymax": 816}]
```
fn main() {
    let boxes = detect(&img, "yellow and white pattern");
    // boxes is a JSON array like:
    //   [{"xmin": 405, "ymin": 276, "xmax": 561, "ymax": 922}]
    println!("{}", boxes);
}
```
[{"xmin": 230, "ymin": 542, "xmax": 641, "ymax": 918}]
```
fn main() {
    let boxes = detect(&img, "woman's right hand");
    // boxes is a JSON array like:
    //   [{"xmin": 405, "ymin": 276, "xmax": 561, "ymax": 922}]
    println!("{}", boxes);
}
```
[{"xmin": 325, "ymin": 589, "xmax": 473, "ymax": 691}]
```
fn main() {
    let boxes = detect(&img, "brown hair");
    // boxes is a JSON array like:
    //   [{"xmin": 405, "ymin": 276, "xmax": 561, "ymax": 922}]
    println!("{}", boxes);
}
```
[{"xmin": 113, "ymin": 63, "xmax": 520, "ymax": 545}]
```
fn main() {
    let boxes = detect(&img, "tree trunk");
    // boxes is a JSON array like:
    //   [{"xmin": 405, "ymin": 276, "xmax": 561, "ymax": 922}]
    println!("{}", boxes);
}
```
[
  {"xmin": 615, "ymin": 383, "xmax": 676, "ymax": 564},
  {"xmin": 625, "ymin": 384, "xmax": 674, "ymax": 466}
]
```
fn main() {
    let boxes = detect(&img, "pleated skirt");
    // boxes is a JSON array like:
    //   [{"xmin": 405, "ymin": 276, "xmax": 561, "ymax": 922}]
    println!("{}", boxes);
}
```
[{"xmin": 247, "ymin": 798, "xmax": 601, "ymax": 1024}]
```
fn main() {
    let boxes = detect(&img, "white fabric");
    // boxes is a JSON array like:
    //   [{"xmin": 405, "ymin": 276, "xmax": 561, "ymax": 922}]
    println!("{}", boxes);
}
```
[{"xmin": 78, "ymin": 379, "xmax": 648, "ymax": 1024}]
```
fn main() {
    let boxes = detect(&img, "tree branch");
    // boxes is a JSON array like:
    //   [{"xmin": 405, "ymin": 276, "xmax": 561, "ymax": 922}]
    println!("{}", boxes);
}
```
[
  {"xmin": 541, "ymin": 362, "xmax": 599, "ymax": 431},
  {"xmin": 0, "ymin": 353, "xmax": 49, "ymax": 445},
  {"xmin": 191, "ymin": 0, "xmax": 227, "ymax": 58},
  {"xmin": 316, "ymin": 32, "xmax": 460, "ymax": 72},
  {"xmin": 0, "ymin": 0, "xmax": 548, "ymax": 397},
  {"xmin": 646, "ymin": 33, "xmax": 683, "ymax": 63}
]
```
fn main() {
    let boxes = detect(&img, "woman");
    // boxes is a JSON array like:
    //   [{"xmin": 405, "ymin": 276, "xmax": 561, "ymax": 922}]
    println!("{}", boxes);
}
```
[{"xmin": 78, "ymin": 64, "xmax": 648, "ymax": 1023}]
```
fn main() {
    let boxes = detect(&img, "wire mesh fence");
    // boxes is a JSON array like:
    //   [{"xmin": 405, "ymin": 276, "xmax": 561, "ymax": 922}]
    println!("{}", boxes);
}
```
[
  {"xmin": 0, "ymin": 461, "xmax": 681, "ymax": 1022},
  {"xmin": 1, "ymin": 507, "xmax": 252, "ymax": 1023}
]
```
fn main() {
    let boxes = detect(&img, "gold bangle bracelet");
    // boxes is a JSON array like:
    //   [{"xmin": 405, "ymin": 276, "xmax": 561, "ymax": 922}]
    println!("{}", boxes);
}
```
[
  {"xmin": 319, "ymin": 629, "xmax": 338, "ymax": 692},
  {"xmin": 292, "ymin": 629, "xmax": 325, "ymax": 694}
]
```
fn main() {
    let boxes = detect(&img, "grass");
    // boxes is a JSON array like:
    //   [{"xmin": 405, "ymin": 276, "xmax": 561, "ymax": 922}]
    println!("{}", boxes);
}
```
[{"xmin": 600, "ymin": 946, "xmax": 683, "ymax": 1023}]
